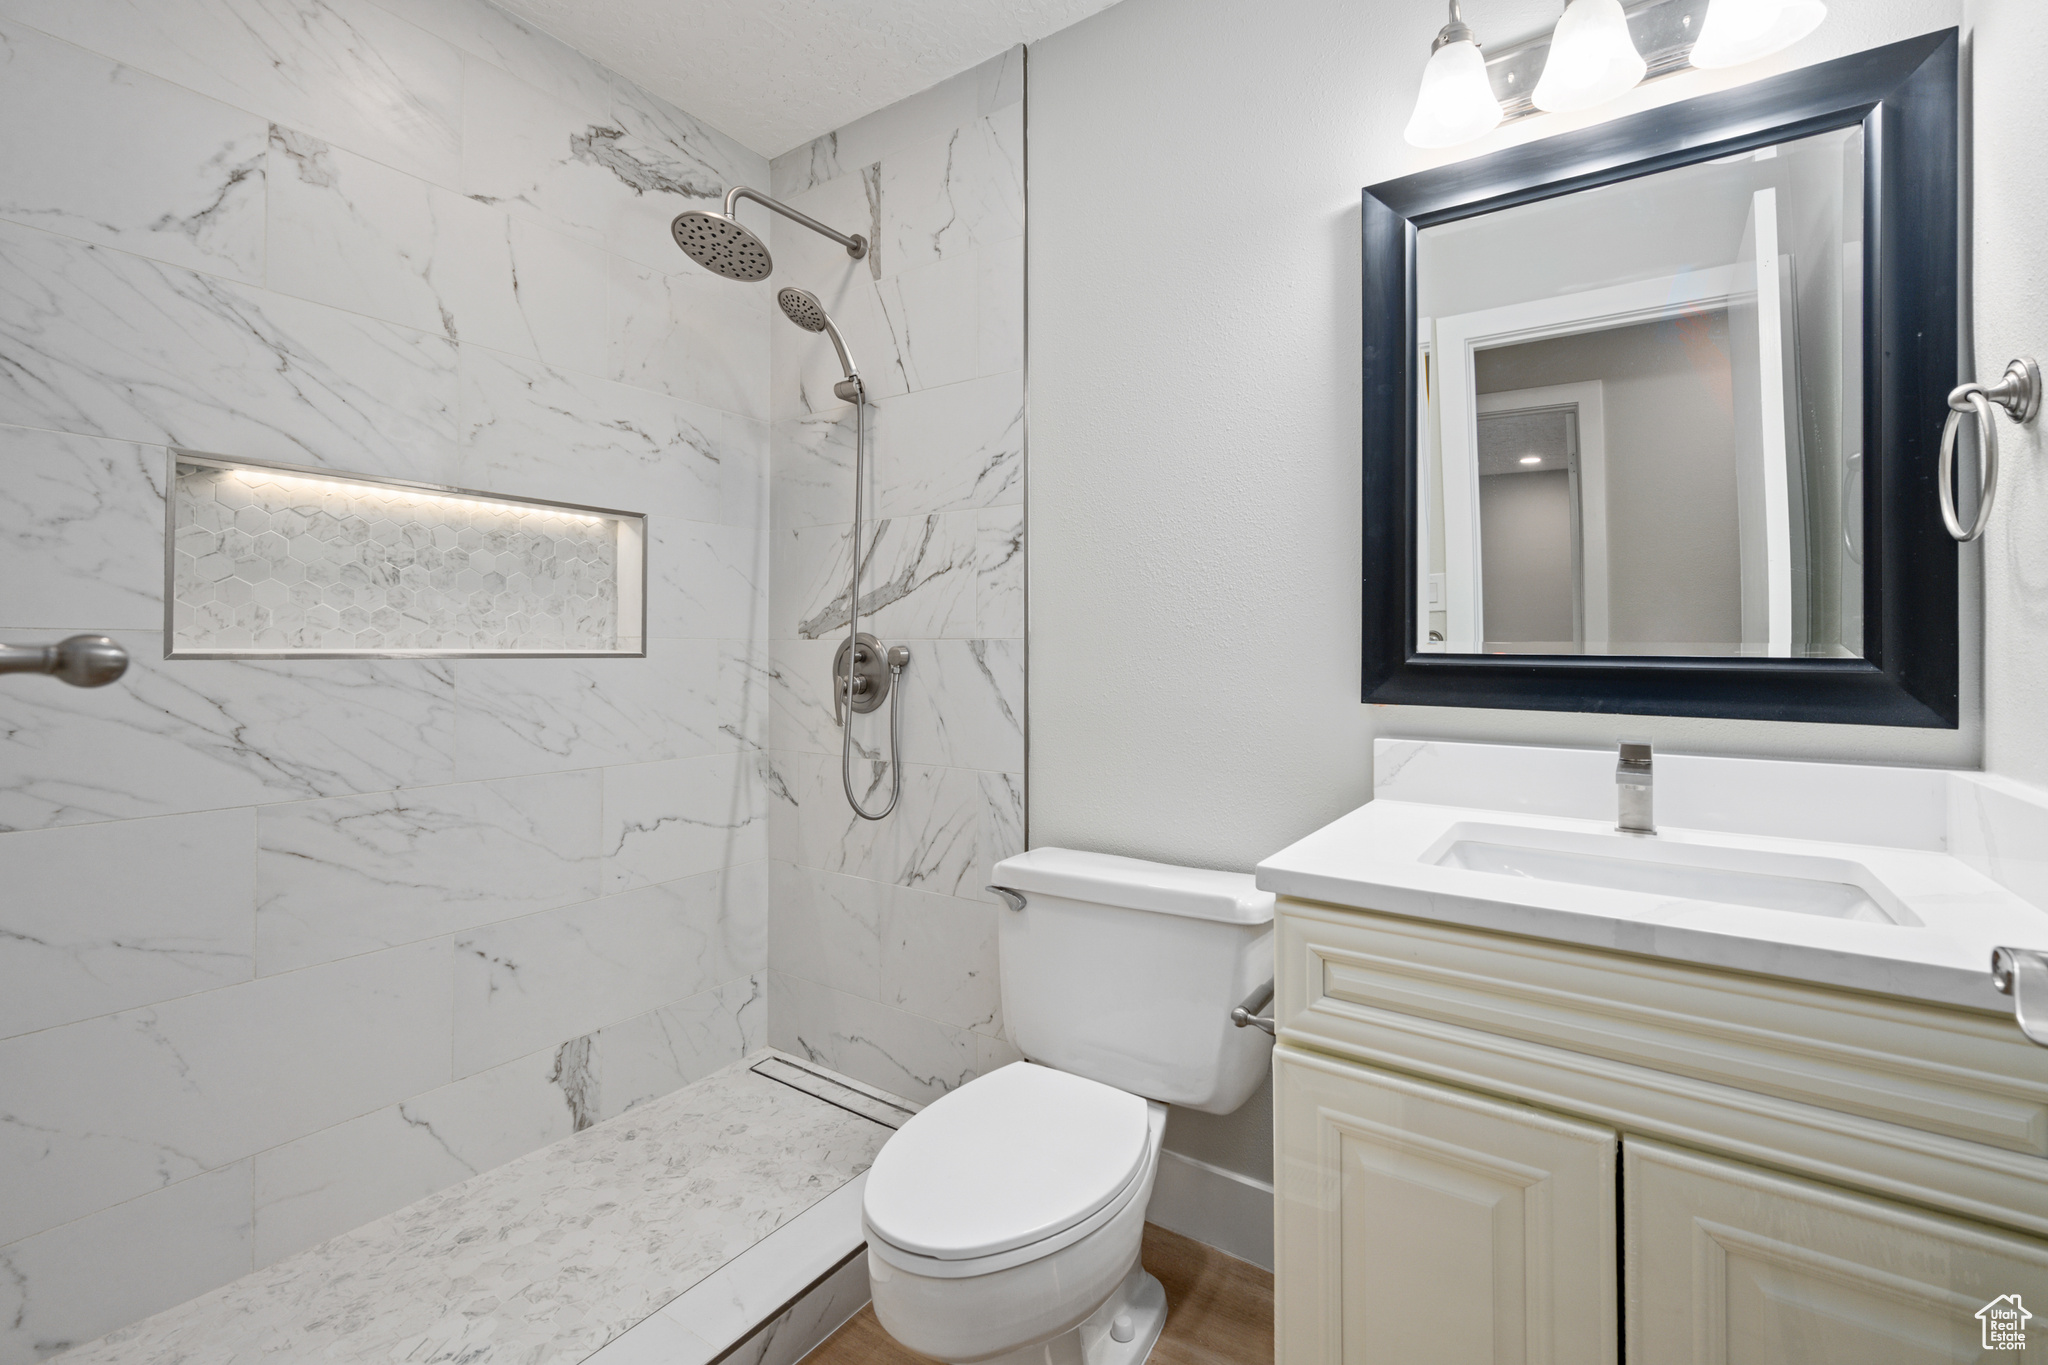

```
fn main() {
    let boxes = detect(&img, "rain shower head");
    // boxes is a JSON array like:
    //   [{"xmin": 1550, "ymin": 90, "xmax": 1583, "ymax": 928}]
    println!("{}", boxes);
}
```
[
  {"xmin": 671, "ymin": 210, "xmax": 771, "ymax": 281},
  {"xmin": 670, "ymin": 186, "xmax": 866, "ymax": 282},
  {"xmin": 777, "ymin": 287, "xmax": 863, "ymax": 404}
]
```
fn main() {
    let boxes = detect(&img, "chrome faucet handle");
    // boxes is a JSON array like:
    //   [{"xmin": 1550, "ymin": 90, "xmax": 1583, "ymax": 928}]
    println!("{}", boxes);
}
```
[
  {"xmin": 1616, "ymin": 741, "xmax": 1655, "ymax": 835},
  {"xmin": 1992, "ymin": 948, "xmax": 2048, "ymax": 1048}
]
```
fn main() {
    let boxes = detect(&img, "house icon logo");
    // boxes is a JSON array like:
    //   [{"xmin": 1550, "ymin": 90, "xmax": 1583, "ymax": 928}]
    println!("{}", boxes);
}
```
[{"xmin": 1980, "ymin": 1295, "xmax": 2033, "ymax": 1350}]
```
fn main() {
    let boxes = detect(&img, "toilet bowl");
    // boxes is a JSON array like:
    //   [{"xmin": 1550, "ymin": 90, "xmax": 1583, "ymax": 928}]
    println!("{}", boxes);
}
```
[
  {"xmin": 864, "ymin": 1064, "xmax": 1169, "ymax": 1365},
  {"xmin": 862, "ymin": 849, "xmax": 1275, "ymax": 1365}
]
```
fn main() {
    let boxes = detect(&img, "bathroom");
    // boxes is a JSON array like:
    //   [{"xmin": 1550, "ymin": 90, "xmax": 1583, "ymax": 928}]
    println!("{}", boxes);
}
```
[{"xmin": 2, "ymin": 0, "xmax": 2046, "ymax": 1359}]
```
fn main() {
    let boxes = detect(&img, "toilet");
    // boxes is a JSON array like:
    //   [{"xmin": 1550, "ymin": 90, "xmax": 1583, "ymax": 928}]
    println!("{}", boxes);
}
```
[{"xmin": 861, "ymin": 848, "xmax": 1275, "ymax": 1365}]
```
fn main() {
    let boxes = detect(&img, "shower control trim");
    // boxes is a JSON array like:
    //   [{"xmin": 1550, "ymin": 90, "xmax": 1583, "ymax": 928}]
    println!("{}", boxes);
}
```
[{"xmin": 833, "ymin": 633, "xmax": 910, "ymax": 725}]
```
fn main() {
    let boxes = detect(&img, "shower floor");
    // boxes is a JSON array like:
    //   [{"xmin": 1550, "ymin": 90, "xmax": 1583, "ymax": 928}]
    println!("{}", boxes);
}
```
[{"xmin": 59, "ymin": 1052, "xmax": 913, "ymax": 1365}]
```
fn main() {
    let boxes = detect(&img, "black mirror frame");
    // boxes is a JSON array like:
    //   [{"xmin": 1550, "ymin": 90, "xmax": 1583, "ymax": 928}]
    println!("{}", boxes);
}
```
[{"xmin": 1362, "ymin": 29, "xmax": 1960, "ymax": 728}]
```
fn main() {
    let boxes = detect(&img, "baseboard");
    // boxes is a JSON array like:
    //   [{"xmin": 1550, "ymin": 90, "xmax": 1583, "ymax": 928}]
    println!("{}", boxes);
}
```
[{"xmin": 1145, "ymin": 1149, "xmax": 1275, "ymax": 1270}]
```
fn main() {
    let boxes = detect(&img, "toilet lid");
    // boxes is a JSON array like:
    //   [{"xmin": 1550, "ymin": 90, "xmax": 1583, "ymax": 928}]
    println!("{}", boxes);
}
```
[{"xmin": 863, "ymin": 1063, "xmax": 1151, "ymax": 1261}]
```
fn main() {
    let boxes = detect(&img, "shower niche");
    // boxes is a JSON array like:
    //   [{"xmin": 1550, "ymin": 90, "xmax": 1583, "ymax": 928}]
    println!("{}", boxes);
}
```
[{"xmin": 166, "ymin": 450, "xmax": 646, "ymax": 658}]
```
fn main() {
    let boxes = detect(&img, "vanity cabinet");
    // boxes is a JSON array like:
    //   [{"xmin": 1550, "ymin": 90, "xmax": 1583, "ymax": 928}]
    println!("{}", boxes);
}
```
[
  {"xmin": 1625, "ymin": 1140, "xmax": 2048, "ymax": 1364},
  {"xmin": 1275, "ymin": 1048, "xmax": 1618, "ymax": 1365},
  {"xmin": 1273, "ymin": 899, "xmax": 2048, "ymax": 1364}
]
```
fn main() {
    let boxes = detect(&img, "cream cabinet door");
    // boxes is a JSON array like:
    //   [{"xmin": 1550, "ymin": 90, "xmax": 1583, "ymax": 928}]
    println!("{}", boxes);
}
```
[
  {"xmin": 1624, "ymin": 1139, "xmax": 2048, "ymax": 1364},
  {"xmin": 1276, "ymin": 1045, "xmax": 1619, "ymax": 1365}
]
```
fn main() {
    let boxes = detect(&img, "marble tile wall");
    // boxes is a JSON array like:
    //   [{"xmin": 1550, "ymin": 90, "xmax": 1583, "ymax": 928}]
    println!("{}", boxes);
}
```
[
  {"xmin": 0, "ymin": 1, "xmax": 774, "ymax": 1359},
  {"xmin": 761, "ymin": 50, "xmax": 1028, "ymax": 1106}
]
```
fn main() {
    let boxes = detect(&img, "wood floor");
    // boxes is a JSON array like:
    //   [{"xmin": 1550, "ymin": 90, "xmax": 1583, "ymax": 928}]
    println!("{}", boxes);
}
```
[{"xmin": 804, "ymin": 1225, "xmax": 1273, "ymax": 1365}]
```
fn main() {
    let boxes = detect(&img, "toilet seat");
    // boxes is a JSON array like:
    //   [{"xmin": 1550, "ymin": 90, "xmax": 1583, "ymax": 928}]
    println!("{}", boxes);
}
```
[{"xmin": 864, "ymin": 1063, "xmax": 1152, "ymax": 1266}]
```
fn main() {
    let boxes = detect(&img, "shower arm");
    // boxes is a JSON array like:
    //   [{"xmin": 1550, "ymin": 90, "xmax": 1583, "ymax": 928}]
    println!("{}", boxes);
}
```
[{"xmin": 724, "ymin": 187, "xmax": 868, "ymax": 260}]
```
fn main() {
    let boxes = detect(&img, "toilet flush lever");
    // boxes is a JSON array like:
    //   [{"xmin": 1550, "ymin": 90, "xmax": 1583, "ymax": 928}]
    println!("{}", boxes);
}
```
[
  {"xmin": 1231, "ymin": 979, "xmax": 1276, "ymax": 1037},
  {"xmin": 1992, "ymin": 948, "xmax": 2048, "ymax": 1047},
  {"xmin": 986, "ymin": 886, "xmax": 1026, "ymax": 912}
]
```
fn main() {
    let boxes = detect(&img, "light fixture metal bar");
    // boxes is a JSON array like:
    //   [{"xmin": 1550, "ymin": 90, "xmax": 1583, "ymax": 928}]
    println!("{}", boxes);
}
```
[{"xmin": 1484, "ymin": 0, "xmax": 1713, "ymax": 122}]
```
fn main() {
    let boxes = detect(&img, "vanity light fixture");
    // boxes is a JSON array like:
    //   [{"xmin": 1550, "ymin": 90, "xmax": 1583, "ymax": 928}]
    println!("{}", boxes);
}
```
[
  {"xmin": 1688, "ymin": 0, "xmax": 1826, "ymax": 69},
  {"xmin": 1403, "ymin": 1, "xmax": 1506, "ymax": 149},
  {"xmin": 1519, "ymin": 455, "xmax": 1544, "ymax": 464},
  {"xmin": 1532, "ymin": 0, "xmax": 1649, "ymax": 112}
]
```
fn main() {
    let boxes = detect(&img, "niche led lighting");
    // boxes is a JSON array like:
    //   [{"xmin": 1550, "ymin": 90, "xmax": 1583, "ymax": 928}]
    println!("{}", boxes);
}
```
[
  {"xmin": 1532, "ymin": 0, "xmax": 1648, "ymax": 112},
  {"xmin": 166, "ymin": 450, "xmax": 646, "ymax": 658},
  {"xmin": 1689, "ymin": 0, "xmax": 1826, "ymax": 69},
  {"xmin": 1404, "ymin": 1, "xmax": 1505, "ymax": 149}
]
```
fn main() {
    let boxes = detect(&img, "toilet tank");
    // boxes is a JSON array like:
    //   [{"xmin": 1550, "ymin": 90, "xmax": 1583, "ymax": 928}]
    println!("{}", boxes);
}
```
[{"xmin": 990, "ymin": 848, "xmax": 1273, "ymax": 1115}]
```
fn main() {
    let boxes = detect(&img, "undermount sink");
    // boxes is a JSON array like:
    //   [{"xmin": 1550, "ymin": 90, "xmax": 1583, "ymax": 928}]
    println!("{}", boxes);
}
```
[{"xmin": 1424, "ymin": 823, "xmax": 1921, "ymax": 926}]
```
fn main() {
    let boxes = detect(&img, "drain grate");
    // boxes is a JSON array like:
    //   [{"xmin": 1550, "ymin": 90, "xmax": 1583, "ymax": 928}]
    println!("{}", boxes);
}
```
[{"xmin": 752, "ymin": 1056, "xmax": 919, "ymax": 1130}]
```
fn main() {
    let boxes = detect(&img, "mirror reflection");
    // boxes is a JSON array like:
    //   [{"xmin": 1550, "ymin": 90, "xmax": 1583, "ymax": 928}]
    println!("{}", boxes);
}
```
[{"xmin": 1417, "ymin": 125, "xmax": 1864, "ymax": 658}]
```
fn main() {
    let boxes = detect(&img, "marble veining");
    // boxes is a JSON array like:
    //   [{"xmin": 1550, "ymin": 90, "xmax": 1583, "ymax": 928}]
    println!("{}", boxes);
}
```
[
  {"xmin": 768, "ymin": 971, "xmax": 979, "ymax": 1107},
  {"xmin": 1, "ymin": 808, "xmax": 256, "ymax": 1045},
  {"xmin": 254, "ymin": 771, "xmax": 603, "ymax": 973},
  {"xmin": 0, "ymin": 18, "xmax": 268, "ymax": 285},
  {"xmin": 0, "ymin": 0, "xmax": 467, "ymax": 186},
  {"xmin": 59, "ymin": 1056, "xmax": 888, "ymax": 1365},
  {"xmin": 0, "ymin": 427, "xmax": 167, "ymax": 632},
  {"xmin": 0, "ymin": 219, "xmax": 460, "ymax": 482},
  {"xmin": 788, "ymin": 514, "xmax": 975, "ymax": 641},
  {"xmin": 0, "ymin": 636, "xmax": 456, "ymax": 832}
]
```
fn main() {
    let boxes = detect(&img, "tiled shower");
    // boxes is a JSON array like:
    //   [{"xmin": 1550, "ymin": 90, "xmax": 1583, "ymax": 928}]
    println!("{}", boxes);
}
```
[{"xmin": 0, "ymin": 1, "xmax": 1024, "ymax": 1358}]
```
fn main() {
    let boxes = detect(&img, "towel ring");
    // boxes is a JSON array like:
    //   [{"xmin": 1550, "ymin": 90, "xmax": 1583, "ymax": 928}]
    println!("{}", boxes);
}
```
[{"xmin": 1940, "ymin": 357, "xmax": 2041, "ymax": 543}]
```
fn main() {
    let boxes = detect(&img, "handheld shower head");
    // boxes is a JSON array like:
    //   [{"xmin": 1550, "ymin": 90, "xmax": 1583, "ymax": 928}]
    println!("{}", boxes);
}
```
[
  {"xmin": 778, "ymin": 287, "xmax": 863, "ymax": 403},
  {"xmin": 671, "ymin": 210, "xmax": 772, "ymax": 281},
  {"xmin": 777, "ymin": 287, "xmax": 829, "ymax": 333}
]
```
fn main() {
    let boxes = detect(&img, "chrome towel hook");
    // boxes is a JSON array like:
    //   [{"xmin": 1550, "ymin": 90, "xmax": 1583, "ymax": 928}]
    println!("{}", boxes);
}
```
[{"xmin": 1940, "ymin": 357, "xmax": 2041, "ymax": 542}]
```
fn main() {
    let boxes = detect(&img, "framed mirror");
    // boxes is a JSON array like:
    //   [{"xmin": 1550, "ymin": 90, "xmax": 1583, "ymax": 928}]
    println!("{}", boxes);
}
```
[{"xmin": 1361, "ymin": 30, "xmax": 1959, "ymax": 727}]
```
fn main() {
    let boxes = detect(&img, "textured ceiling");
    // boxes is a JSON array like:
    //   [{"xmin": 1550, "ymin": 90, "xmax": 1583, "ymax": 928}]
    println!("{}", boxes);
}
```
[{"xmin": 490, "ymin": 0, "xmax": 1123, "ymax": 157}]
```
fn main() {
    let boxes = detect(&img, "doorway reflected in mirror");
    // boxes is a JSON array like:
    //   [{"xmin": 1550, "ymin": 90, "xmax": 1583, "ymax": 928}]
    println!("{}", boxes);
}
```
[{"xmin": 1416, "ymin": 124, "xmax": 1864, "ymax": 660}]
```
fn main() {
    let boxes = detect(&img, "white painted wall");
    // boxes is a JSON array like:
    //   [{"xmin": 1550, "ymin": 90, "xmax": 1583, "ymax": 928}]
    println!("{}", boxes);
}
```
[
  {"xmin": 1968, "ymin": 0, "xmax": 2048, "ymax": 793},
  {"xmin": 1029, "ymin": 0, "xmax": 1971, "ymax": 877},
  {"xmin": 1026, "ymin": 0, "xmax": 1982, "ymax": 1184}
]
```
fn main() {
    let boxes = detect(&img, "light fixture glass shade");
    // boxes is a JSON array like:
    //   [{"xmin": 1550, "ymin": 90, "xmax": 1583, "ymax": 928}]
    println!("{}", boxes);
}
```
[
  {"xmin": 1404, "ymin": 38, "xmax": 1504, "ymax": 148},
  {"xmin": 1689, "ymin": 0, "xmax": 1826, "ymax": 69},
  {"xmin": 1531, "ymin": 0, "xmax": 1649, "ymax": 113}
]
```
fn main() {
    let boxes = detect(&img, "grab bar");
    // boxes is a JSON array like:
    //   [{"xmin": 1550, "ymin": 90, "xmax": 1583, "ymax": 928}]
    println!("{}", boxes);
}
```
[
  {"xmin": 1940, "ymin": 357, "xmax": 2040, "ymax": 542},
  {"xmin": 0, "ymin": 635, "xmax": 128, "ymax": 687},
  {"xmin": 1231, "ymin": 979, "xmax": 1276, "ymax": 1036}
]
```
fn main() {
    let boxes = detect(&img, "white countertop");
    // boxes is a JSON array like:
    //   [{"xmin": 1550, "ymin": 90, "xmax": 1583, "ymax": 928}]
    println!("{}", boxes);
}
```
[{"xmin": 1255, "ymin": 740, "xmax": 2048, "ymax": 1014}]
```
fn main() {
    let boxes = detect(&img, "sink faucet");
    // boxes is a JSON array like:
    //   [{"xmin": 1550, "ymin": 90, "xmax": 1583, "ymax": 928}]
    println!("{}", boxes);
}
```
[{"xmin": 1617, "ymin": 742, "xmax": 1655, "ymax": 835}]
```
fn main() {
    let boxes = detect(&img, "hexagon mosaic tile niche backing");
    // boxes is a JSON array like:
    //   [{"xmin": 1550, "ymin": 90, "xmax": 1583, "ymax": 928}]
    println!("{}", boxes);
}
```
[{"xmin": 169, "ymin": 459, "xmax": 642, "ymax": 655}]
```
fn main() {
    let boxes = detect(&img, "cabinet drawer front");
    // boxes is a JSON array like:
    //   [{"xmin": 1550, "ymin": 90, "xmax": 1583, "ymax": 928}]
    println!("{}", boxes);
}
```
[
  {"xmin": 1280, "ymin": 902, "xmax": 2048, "ymax": 1156},
  {"xmin": 1624, "ymin": 1139, "xmax": 2048, "ymax": 1364},
  {"xmin": 1276, "ymin": 1045, "xmax": 1618, "ymax": 1365}
]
